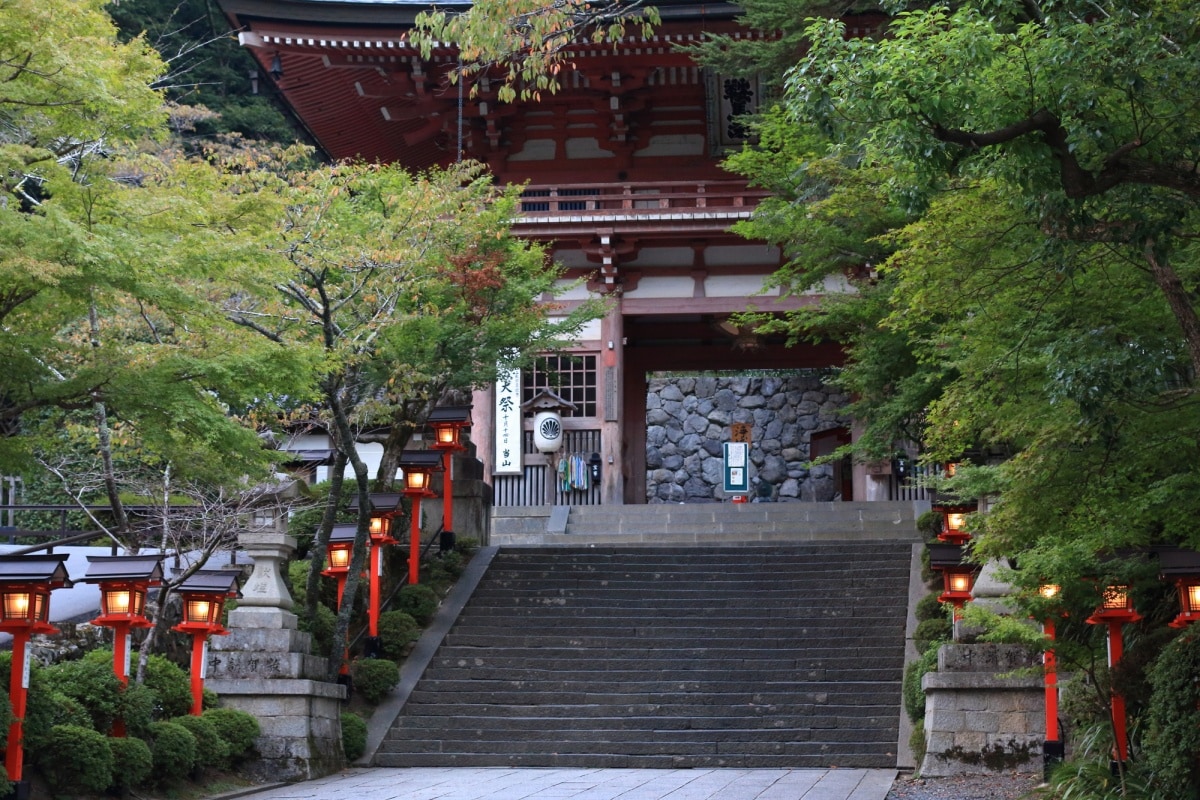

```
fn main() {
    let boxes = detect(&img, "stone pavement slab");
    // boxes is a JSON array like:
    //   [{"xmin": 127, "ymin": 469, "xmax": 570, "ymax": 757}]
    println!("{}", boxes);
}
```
[{"xmin": 232, "ymin": 767, "xmax": 895, "ymax": 800}]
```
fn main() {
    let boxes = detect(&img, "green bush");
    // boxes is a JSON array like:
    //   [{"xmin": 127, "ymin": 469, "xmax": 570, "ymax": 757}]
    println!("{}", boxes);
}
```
[
  {"xmin": 352, "ymin": 658, "xmax": 400, "ymax": 705},
  {"xmin": 455, "ymin": 536, "xmax": 479, "ymax": 556},
  {"xmin": 143, "ymin": 653, "xmax": 194, "ymax": 720},
  {"xmin": 915, "ymin": 592, "xmax": 946, "ymax": 622},
  {"xmin": 43, "ymin": 690, "xmax": 91, "ymax": 730},
  {"xmin": 341, "ymin": 712, "xmax": 367, "ymax": 761},
  {"xmin": 378, "ymin": 610, "xmax": 422, "ymax": 660},
  {"xmin": 1145, "ymin": 631, "xmax": 1200, "ymax": 796},
  {"xmin": 915, "ymin": 511, "xmax": 943, "ymax": 540},
  {"xmin": 108, "ymin": 735, "xmax": 153, "ymax": 792},
  {"xmin": 148, "ymin": 720, "xmax": 198, "ymax": 784},
  {"xmin": 914, "ymin": 617, "xmax": 952, "ymax": 655},
  {"xmin": 398, "ymin": 584, "xmax": 439, "ymax": 625},
  {"xmin": 440, "ymin": 549, "xmax": 465, "ymax": 577},
  {"xmin": 203, "ymin": 707, "xmax": 260, "ymax": 766},
  {"xmin": 34, "ymin": 724, "xmax": 113, "ymax": 794},
  {"xmin": 903, "ymin": 646, "xmax": 940, "ymax": 724},
  {"xmin": 908, "ymin": 725, "xmax": 927, "ymax": 770},
  {"xmin": 120, "ymin": 681, "xmax": 158, "ymax": 738},
  {"xmin": 172, "ymin": 714, "xmax": 229, "ymax": 771},
  {"xmin": 42, "ymin": 653, "xmax": 123, "ymax": 732}
]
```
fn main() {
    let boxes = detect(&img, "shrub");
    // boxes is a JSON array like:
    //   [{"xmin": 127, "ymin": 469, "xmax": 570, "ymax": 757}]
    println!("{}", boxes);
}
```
[
  {"xmin": 108, "ymin": 735, "xmax": 153, "ymax": 792},
  {"xmin": 203, "ymin": 707, "xmax": 260, "ymax": 766},
  {"xmin": 1145, "ymin": 631, "xmax": 1200, "ymax": 796},
  {"xmin": 915, "ymin": 511, "xmax": 943, "ymax": 540},
  {"xmin": 148, "ymin": 720, "xmax": 198, "ymax": 784},
  {"xmin": 43, "ymin": 690, "xmax": 91, "ymax": 730},
  {"xmin": 398, "ymin": 584, "xmax": 439, "ymax": 625},
  {"xmin": 903, "ymin": 646, "xmax": 940, "ymax": 724},
  {"xmin": 34, "ymin": 724, "xmax": 113, "ymax": 794},
  {"xmin": 172, "ymin": 714, "xmax": 229, "ymax": 771},
  {"xmin": 120, "ymin": 681, "xmax": 158, "ymax": 738},
  {"xmin": 914, "ymin": 617, "xmax": 952, "ymax": 655},
  {"xmin": 341, "ymin": 712, "xmax": 367, "ymax": 761},
  {"xmin": 454, "ymin": 536, "xmax": 479, "ymax": 556},
  {"xmin": 143, "ymin": 654, "xmax": 194, "ymax": 720},
  {"xmin": 908, "ymin": 725, "xmax": 927, "ymax": 769},
  {"xmin": 352, "ymin": 658, "xmax": 400, "ymax": 705},
  {"xmin": 42, "ymin": 653, "xmax": 123, "ymax": 732},
  {"xmin": 915, "ymin": 592, "xmax": 945, "ymax": 622},
  {"xmin": 440, "ymin": 549, "xmax": 465, "ymax": 577},
  {"xmin": 377, "ymin": 610, "xmax": 421, "ymax": 660}
]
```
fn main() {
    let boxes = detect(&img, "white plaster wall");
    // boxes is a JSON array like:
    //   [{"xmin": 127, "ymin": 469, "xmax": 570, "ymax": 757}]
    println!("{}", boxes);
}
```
[
  {"xmin": 622, "ymin": 276, "xmax": 695, "ymax": 299},
  {"xmin": 704, "ymin": 274, "xmax": 780, "ymax": 297},
  {"xmin": 634, "ymin": 134, "xmax": 705, "ymax": 157},
  {"xmin": 509, "ymin": 139, "xmax": 557, "ymax": 161},
  {"xmin": 623, "ymin": 247, "xmax": 694, "ymax": 268},
  {"xmin": 704, "ymin": 244, "xmax": 780, "ymax": 267}
]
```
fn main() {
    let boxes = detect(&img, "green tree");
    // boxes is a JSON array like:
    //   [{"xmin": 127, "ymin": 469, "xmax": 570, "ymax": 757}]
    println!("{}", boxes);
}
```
[{"xmin": 227, "ymin": 159, "xmax": 599, "ymax": 677}]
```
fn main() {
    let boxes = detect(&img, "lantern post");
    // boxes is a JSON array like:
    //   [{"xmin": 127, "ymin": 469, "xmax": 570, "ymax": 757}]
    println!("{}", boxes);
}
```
[
  {"xmin": 366, "ymin": 492, "xmax": 402, "ymax": 656},
  {"xmin": 928, "ymin": 543, "xmax": 980, "ymax": 642},
  {"xmin": 1157, "ymin": 546, "xmax": 1200, "ymax": 628},
  {"xmin": 82, "ymin": 555, "xmax": 164, "ymax": 736},
  {"xmin": 399, "ymin": 451, "xmax": 443, "ymax": 586},
  {"xmin": 0, "ymin": 554, "xmax": 71, "ymax": 798},
  {"xmin": 321, "ymin": 524, "xmax": 357, "ymax": 676},
  {"xmin": 171, "ymin": 571, "xmax": 240, "ymax": 715},
  {"xmin": 1037, "ymin": 583, "xmax": 1064, "ymax": 780},
  {"xmin": 428, "ymin": 405, "xmax": 471, "ymax": 554},
  {"xmin": 1085, "ymin": 584, "xmax": 1141, "ymax": 771}
]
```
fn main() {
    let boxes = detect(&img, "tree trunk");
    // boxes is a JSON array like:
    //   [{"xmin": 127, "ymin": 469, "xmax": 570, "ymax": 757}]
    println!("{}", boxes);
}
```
[{"xmin": 1143, "ymin": 241, "xmax": 1200, "ymax": 382}]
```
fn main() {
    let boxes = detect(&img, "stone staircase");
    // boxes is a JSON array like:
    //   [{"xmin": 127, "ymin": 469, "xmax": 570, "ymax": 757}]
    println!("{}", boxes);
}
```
[
  {"xmin": 374, "ymin": 531, "xmax": 917, "ymax": 768},
  {"xmin": 491, "ymin": 501, "xmax": 924, "ymax": 546}
]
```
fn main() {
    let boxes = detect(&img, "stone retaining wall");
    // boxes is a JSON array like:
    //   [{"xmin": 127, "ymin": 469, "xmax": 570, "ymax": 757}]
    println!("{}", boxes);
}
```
[{"xmin": 645, "ymin": 372, "xmax": 850, "ymax": 503}]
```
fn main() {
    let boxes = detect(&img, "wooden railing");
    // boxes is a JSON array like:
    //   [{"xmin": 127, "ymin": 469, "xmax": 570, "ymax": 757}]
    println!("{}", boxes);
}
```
[{"xmin": 517, "ymin": 181, "xmax": 770, "ymax": 217}]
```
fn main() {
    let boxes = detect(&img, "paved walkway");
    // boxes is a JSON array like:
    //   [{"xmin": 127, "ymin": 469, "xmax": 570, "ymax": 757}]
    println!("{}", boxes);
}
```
[{"xmin": 238, "ymin": 767, "xmax": 896, "ymax": 800}]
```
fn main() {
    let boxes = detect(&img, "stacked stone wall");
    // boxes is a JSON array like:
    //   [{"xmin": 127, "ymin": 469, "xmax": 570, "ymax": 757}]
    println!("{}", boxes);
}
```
[{"xmin": 645, "ymin": 371, "xmax": 850, "ymax": 503}]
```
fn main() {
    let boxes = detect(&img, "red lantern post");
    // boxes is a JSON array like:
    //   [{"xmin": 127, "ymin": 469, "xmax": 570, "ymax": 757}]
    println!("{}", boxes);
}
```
[
  {"xmin": 321, "ymin": 524, "xmax": 357, "ymax": 676},
  {"xmin": 928, "ymin": 543, "xmax": 980, "ymax": 623},
  {"xmin": 399, "ymin": 451, "xmax": 443, "ymax": 586},
  {"xmin": 366, "ymin": 492, "xmax": 402, "ymax": 651},
  {"xmin": 429, "ymin": 406, "xmax": 471, "ymax": 554},
  {"xmin": 1085, "ymin": 585, "xmax": 1141, "ymax": 768},
  {"xmin": 82, "ymin": 555, "xmax": 164, "ymax": 736},
  {"xmin": 171, "ymin": 571, "xmax": 240, "ymax": 715},
  {"xmin": 0, "ymin": 555, "xmax": 72, "ymax": 795},
  {"xmin": 1037, "ymin": 584, "xmax": 1064, "ymax": 778}
]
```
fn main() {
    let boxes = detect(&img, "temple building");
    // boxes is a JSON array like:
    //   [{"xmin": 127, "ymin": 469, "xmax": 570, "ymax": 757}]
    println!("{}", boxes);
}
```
[{"xmin": 218, "ymin": 0, "xmax": 896, "ymax": 506}]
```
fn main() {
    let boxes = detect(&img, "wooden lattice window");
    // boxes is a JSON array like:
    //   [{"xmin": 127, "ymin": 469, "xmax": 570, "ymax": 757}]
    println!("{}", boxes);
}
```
[{"xmin": 523, "ymin": 354, "xmax": 597, "ymax": 417}]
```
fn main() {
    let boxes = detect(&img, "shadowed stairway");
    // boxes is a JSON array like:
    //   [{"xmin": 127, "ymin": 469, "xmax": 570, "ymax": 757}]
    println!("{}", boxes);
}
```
[{"xmin": 374, "ymin": 541, "xmax": 913, "ymax": 768}]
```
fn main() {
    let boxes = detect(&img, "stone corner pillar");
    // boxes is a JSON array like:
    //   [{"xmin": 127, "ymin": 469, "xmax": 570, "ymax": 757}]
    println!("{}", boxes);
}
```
[
  {"xmin": 919, "ymin": 643, "xmax": 1045, "ymax": 777},
  {"xmin": 207, "ymin": 515, "xmax": 346, "ymax": 782}
]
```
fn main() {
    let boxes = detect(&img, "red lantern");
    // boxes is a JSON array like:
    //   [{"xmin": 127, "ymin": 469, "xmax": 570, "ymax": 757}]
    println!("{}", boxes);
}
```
[{"xmin": 172, "ymin": 571, "xmax": 240, "ymax": 715}]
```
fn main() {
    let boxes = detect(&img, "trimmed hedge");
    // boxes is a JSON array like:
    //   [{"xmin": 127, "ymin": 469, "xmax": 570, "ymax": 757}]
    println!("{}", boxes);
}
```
[
  {"xmin": 172, "ymin": 714, "xmax": 229, "ymax": 771},
  {"xmin": 148, "ymin": 720, "xmax": 198, "ymax": 784},
  {"xmin": 203, "ymin": 707, "xmax": 260, "ymax": 766},
  {"xmin": 34, "ymin": 724, "xmax": 113, "ymax": 794},
  {"xmin": 108, "ymin": 735, "xmax": 153, "ymax": 792},
  {"xmin": 341, "ymin": 712, "xmax": 367, "ymax": 761},
  {"xmin": 352, "ymin": 658, "xmax": 400, "ymax": 705}
]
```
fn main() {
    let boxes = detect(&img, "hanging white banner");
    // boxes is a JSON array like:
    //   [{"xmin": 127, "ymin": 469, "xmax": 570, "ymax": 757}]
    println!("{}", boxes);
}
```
[{"xmin": 493, "ymin": 365, "xmax": 523, "ymax": 475}]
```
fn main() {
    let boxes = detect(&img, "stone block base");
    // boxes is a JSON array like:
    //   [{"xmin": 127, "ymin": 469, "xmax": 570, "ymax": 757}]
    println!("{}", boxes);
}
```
[{"xmin": 920, "ymin": 643, "xmax": 1044, "ymax": 776}]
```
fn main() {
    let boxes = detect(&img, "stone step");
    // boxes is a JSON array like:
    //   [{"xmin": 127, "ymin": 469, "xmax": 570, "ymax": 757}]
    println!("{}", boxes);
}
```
[
  {"xmin": 373, "ymin": 752, "xmax": 894, "ymax": 769},
  {"xmin": 404, "ymin": 690, "xmax": 904, "ymax": 710},
  {"xmin": 388, "ymin": 715, "xmax": 897, "ymax": 735}
]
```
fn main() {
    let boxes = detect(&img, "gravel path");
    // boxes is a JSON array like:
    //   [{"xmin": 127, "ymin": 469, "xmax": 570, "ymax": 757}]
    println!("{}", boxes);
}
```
[{"xmin": 886, "ymin": 772, "xmax": 1044, "ymax": 800}]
